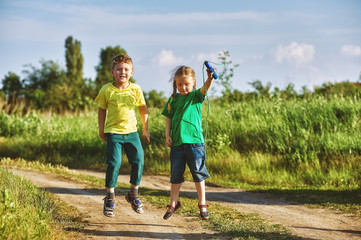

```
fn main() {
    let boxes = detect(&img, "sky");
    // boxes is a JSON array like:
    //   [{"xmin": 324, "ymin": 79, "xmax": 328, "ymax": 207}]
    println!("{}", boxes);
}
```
[{"xmin": 1, "ymin": 0, "xmax": 360, "ymax": 96}]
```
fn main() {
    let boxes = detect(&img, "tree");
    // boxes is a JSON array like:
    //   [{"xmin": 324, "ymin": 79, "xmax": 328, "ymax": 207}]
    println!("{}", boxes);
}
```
[
  {"xmin": 314, "ymin": 81, "xmax": 361, "ymax": 99},
  {"xmin": 144, "ymin": 90, "xmax": 167, "ymax": 108},
  {"xmin": 217, "ymin": 50, "xmax": 239, "ymax": 98},
  {"xmin": 1, "ymin": 72, "xmax": 23, "ymax": 105},
  {"xmin": 248, "ymin": 80, "xmax": 272, "ymax": 98},
  {"xmin": 63, "ymin": 36, "xmax": 94, "ymax": 111},
  {"xmin": 281, "ymin": 83, "xmax": 297, "ymax": 99},
  {"xmin": 65, "ymin": 36, "xmax": 84, "ymax": 89},
  {"xmin": 22, "ymin": 59, "xmax": 66, "ymax": 109},
  {"xmin": 22, "ymin": 59, "xmax": 64, "ymax": 92},
  {"xmin": 95, "ymin": 46, "xmax": 134, "ymax": 90}
]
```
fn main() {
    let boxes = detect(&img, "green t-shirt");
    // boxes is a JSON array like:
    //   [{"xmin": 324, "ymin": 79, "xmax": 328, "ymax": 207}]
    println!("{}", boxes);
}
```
[
  {"xmin": 95, "ymin": 82, "xmax": 145, "ymax": 134},
  {"xmin": 161, "ymin": 89, "xmax": 205, "ymax": 146}
]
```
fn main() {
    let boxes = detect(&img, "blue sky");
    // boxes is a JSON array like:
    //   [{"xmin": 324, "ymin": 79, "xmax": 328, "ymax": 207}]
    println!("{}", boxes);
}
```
[{"xmin": 1, "ymin": 0, "xmax": 360, "ymax": 96}]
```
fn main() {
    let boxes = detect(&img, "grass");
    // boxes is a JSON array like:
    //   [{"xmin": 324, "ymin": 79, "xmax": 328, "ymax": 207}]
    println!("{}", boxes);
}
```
[
  {"xmin": 1, "ymin": 157, "xmax": 301, "ymax": 240},
  {"xmin": 0, "ymin": 163, "xmax": 85, "ymax": 240},
  {"xmin": 0, "ymin": 95, "xmax": 360, "ymax": 227},
  {"xmin": 204, "ymin": 97, "xmax": 361, "ymax": 187},
  {"xmin": 1, "ymin": 96, "xmax": 360, "ymax": 189}
]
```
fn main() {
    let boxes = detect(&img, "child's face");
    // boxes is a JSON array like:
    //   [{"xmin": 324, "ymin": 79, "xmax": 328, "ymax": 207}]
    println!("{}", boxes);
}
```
[
  {"xmin": 176, "ymin": 76, "xmax": 194, "ymax": 96},
  {"xmin": 111, "ymin": 62, "xmax": 133, "ymax": 85}
]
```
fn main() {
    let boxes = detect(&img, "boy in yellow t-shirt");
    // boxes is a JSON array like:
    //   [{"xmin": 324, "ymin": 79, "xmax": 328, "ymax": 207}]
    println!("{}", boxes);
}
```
[{"xmin": 95, "ymin": 54, "xmax": 150, "ymax": 217}]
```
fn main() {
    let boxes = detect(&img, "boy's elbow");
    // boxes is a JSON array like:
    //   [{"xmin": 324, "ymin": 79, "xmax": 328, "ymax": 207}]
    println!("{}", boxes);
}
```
[{"xmin": 139, "ymin": 105, "xmax": 148, "ymax": 112}]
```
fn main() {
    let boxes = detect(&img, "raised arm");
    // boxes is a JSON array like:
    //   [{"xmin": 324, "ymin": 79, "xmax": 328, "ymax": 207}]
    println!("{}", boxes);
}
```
[
  {"xmin": 200, "ymin": 68, "xmax": 215, "ymax": 96},
  {"xmin": 138, "ymin": 105, "xmax": 150, "ymax": 144}
]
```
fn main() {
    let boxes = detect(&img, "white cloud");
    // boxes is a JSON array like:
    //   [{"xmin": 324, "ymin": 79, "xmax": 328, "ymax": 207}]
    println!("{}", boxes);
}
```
[
  {"xmin": 193, "ymin": 52, "xmax": 219, "ymax": 63},
  {"xmin": 152, "ymin": 50, "xmax": 183, "ymax": 67},
  {"xmin": 341, "ymin": 45, "xmax": 361, "ymax": 56},
  {"xmin": 275, "ymin": 42, "xmax": 315, "ymax": 65}
]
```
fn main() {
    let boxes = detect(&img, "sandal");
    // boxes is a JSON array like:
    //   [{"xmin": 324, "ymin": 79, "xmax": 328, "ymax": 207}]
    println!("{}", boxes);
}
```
[
  {"xmin": 198, "ymin": 203, "xmax": 209, "ymax": 220},
  {"xmin": 163, "ymin": 201, "xmax": 181, "ymax": 220}
]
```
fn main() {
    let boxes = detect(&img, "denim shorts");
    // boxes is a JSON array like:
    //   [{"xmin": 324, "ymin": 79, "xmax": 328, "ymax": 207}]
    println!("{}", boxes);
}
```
[{"xmin": 170, "ymin": 143, "xmax": 210, "ymax": 184}]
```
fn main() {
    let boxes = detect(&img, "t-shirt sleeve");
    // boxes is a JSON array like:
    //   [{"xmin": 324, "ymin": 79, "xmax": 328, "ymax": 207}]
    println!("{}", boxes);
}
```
[
  {"xmin": 135, "ymin": 87, "xmax": 146, "ymax": 107},
  {"xmin": 161, "ymin": 97, "xmax": 173, "ymax": 118},
  {"xmin": 195, "ymin": 89, "xmax": 206, "ymax": 102},
  {"xmin": 95, "ymin": 85, "xmax": 107, "ymax": 110}
]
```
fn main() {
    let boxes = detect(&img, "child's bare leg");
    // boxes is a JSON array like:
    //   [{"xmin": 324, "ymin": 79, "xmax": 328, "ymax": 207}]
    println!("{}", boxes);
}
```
[
  {"xmin": 170, "ymin": 183, "xmax": 182, "ymax": 207},
  {"xmin": 195, "ymin": 180, "xmax": 209, "ymax": 219},
  {"xmin": 195, "ymin": 181, "xmax": 207, "ymax": 210},
  {"xmin": 163, "ymin": 183, "xmax": 182, "ymax": 220}
]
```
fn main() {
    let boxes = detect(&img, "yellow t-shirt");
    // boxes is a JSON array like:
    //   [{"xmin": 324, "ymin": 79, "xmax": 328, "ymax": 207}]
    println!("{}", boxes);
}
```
[{"xmin": 95, "ymin": 82, "xmax": 146, "ymax": 134}]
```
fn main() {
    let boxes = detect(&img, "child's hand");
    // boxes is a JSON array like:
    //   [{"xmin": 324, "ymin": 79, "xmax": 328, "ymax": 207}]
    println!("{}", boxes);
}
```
[
  {"xmin": 99, "ymin": 131, "xmax": 106, "ymax": 142},
  {"xmin": 165, "ymin": 136, "xmax": 173, "ymax": 147},
  {"xmin": 207, "ymin": 68, "xmax": 215, "ymax": 80},
  {"xmin": 143, "ymin": 130, "xmax": 150, "ymax": 144}
]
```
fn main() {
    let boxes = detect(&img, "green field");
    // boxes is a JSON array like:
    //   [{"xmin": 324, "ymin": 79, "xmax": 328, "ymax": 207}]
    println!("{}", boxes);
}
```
[
  {"xmin": 1, "ymin": 95, "xmax": 361, "ymax": 239},
  {"xmin": 1, "ymin": 95, "xmax": 360, "ymax": 190}
]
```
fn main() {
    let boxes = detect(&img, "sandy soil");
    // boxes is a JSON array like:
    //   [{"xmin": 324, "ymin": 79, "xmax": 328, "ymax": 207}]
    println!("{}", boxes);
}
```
[
  {"xmin": 9, "ymin": 168, "xmax": 361, "ymax": 240},
  {"xmin": 9, "ymin": 169, "xmax": 224, "ymax": 240}
]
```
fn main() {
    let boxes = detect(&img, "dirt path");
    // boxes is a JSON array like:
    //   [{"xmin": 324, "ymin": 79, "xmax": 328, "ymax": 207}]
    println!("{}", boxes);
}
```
[
  {"xmin": 10, "ymin": 168, "xmax": 361, "ymax": 240},
  {"xmin": 9, "ymin": 169, "xmax": 222, "ymax": 240},
  {"xmin": 80, "ymin": 171, "xmax": 361, "ymax": 240}
]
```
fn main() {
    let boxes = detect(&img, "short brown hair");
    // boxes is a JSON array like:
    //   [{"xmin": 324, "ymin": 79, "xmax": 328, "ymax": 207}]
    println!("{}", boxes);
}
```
[{"xmin": 112, "ymin": 54, "xmax": 133, "ymax": 69}]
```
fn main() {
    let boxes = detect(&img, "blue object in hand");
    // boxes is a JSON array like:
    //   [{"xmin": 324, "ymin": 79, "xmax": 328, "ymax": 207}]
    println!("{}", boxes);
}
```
[{"xmin": 204, "ymin": 61, "xmax": 218, "ymax": 79}]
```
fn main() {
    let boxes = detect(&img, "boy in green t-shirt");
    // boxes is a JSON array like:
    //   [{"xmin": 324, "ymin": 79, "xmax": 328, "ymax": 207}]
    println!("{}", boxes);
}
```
[
  {"xmin": 95, "ymin": 54, "xmax": 150, "ymax": 217},
  {"xmin": 161, "ymin": 65, "xmax": 215, "ymax": 220}
]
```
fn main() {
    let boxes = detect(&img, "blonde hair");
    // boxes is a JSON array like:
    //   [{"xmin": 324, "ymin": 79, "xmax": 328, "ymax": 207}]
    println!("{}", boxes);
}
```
[
  {"xmin": 167, "ymin": 66, "xmax": 196, "ymax": 111},
  {"xmin": 170, "ymin": 66, "xmax": 196, "ymax": 98},
  {"xmin": 112, "ymin": 54, "xmax": 133, "ymax": 70}
]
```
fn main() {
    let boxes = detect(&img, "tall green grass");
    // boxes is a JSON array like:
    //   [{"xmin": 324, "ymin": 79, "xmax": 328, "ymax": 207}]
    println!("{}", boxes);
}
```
[
  {"xmin": 204, "ymin": 96, "xmax": 361, "ymax": 188},
  {"xmin": 0, "ymin": 111, "xmax": 104, "ymax": 168},
  {"xmin": 208, "ymin": 96, "xmax": 361, "ymax": 166},
  {"xmin": 0, "ymin": 166, "xmax": 83, "ymax": 239},
  {"xmin": 0, "ymin": 95, "xmax": 360, "ymax": 189}
]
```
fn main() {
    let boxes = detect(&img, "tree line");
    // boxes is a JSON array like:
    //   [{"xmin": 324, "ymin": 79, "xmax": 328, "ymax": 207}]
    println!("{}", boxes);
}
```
[
  {"xmin": 1, "ymin": 36, "xmax": 139, "ymax": 113},
  {"xmin": 1, "ymin": 36, "xmax": 361, "ymax": 114}
]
